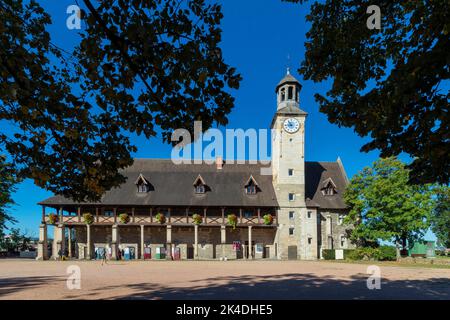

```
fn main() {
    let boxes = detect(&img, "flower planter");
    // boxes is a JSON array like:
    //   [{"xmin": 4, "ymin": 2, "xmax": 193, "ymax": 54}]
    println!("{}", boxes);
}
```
[
  {"xmin": 119, "ymin": 213, "xmax": 130, "ymax": 224},
  {"xmin": 83, "ymin": 213, "xmax": 94, "ymax": 225},
  {"xmin": 227, "ymin": 214, "xmax": 238, "ymax": 229},
  {"xmin": 155, "ymin": 212, "xmax": 166, "ymax": 224},
  {"xmin": 48, "ymin": 213, "xmax": 59, "ymax": 225},
  {"xmin": 192, "ymin": 213, "xmax": 202, "ymax": 225},
  {"xmin": 263, "ymin": 214, "xmax": 273, "ymax": 225}
]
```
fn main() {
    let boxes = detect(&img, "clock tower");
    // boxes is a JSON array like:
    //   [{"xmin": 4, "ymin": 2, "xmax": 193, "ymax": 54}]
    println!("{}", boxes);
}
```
[{"xmin": 272, "ymin": 69, "xmax": 316, "ymax": 260}]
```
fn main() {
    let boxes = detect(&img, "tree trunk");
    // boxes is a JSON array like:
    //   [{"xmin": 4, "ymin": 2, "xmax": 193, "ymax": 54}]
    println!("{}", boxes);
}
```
[{"xmin": 395, "ymin": 239, "xmax": 401, "ymax": 261}]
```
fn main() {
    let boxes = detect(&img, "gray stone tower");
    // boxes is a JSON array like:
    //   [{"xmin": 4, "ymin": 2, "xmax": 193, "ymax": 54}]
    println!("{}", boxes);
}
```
[{"xmin": 272, "ymin": 70, "xmax": 317, "ymax": 260}]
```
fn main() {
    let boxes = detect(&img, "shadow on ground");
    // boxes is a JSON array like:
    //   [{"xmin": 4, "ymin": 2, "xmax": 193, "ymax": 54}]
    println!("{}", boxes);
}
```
[
  {"xmin": 1, "ymin": 273, "xmax": 448, "ymax": 300},
  {"xmin": 74, "ymin": 273, "xmax": 449, "ymax": 300}
]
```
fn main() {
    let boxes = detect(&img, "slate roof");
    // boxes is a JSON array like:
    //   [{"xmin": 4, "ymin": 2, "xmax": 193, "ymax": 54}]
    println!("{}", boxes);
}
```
[
  {"xmin": 275, "ymin": 72, "xmax": 302, "ymax": 92},
  {"xmin": 39, "ymin": 159, "xmax": 349, "ymax": 209}
]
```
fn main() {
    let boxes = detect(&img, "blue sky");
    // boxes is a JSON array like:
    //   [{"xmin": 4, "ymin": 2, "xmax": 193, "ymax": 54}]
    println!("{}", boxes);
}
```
[{"xmin": 6, "ymin": 0, "xmax": 435, "ymax": 241}]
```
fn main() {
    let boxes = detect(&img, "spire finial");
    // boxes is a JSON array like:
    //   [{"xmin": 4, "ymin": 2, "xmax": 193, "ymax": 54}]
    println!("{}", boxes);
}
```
[
  {"xmin": 286, "ymin": 67, "xmax": 290, "ymax": 75},
  {"xmin": 286, "ymin": 53, "xmax": 291, "ymax": 75}
]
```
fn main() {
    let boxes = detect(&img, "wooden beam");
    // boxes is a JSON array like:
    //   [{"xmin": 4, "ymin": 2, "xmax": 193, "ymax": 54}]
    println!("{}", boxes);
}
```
[
  {"xmin": 41, "ymin": 206, "xmax": 46, "ymax": 224},
  {"xmin": 96, "ymin": 207, "xmax": 99, "ymax": 223},
  {"xmin": 113, "ymin": 208, "xmax": 117, "ymax": 223},
  {"xmin": 77, "ymin": 207, "xmax": 81, "ymax": 222}
]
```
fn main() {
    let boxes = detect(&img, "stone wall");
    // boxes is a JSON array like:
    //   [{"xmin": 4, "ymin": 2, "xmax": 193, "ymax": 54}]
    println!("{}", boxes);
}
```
[{"xmin": 318, "ymin": 209, "xmax": 355, "ymax": 258}]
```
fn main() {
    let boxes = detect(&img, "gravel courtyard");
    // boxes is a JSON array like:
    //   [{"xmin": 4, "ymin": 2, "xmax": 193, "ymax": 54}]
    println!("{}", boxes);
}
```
[{"xmin": 0, "ymin": 259, "xmax": 448, "ymax": 300}]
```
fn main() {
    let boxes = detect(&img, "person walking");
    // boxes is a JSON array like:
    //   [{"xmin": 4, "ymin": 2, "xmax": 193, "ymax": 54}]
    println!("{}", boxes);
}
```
[{"xmin": 101, "ymin": 249, "xmax": 107, "ymax": 266}]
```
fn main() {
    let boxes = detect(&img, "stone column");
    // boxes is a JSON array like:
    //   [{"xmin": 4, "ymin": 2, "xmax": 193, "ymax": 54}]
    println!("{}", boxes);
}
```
[
  {"xmin": 220, "ymin": 225, "xmax": 226, "ymax": 259},
  {"xmin": 36, "ymin": 224, "xmax": 48, "ymax": 260},
  {"xmin": 166, "ymin": 225, "xmax": 172, "ymax": 260},
  {"xmin": 194, "ymin": 224, "xmax": 199, "ymax": 259},
  {"xmin": 86, "ymin": 224, "xmax": 91, "ymax": 260},
  {"xmin": 52, "ymin": 224, "xmax": 65, "ymax": 260},
  {"xmin": 140, "ymin": 225, "xmax": 145, "ymax": 259},
  {"xmin": 248, "ymin": 226, "xmax": 253, "ymax": 259},
  {"xmin": 67, "ymin": 227, "xmax": 72, "ymax": 258},
  {"xmin": 111, "ymin": 224, "xmax": 118, "ymax": 260}
]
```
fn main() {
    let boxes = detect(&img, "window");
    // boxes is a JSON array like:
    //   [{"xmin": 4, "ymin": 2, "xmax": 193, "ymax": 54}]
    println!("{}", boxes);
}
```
[
  {"xmin": 324, "ymin": 187, "xmax": 335, "ymax": 195},
  {"xmin": 195, "ymin": 185, "xmax": 205, "ymax": 194},
  {"xmin": 289, "ymin": 211, "xmax": 294, "ymax": 220},
  {"xmin": 340, "ymin": 235, "xmax": 347, "ymax": 248},
  {"xmin": 289, "ymin": 227, "xmax": 294, "ymax": 236},
  {"xmin": 280, "ymin": 88, "xmax": 285, "ymax": 101},
  {"xmin": 307, "ymin": 211, "xmax": 312, "ymax": 219},
  {"xmin": 295, "ymin": 88, "xmax": 299, "ymax": 102},
  {"xmin": 104, "ymin": 210, "xmax": 113, "ymax": 217},
  {"xmin": 137, "ymin": 183, "xmax": 148, "ymax": 193},
  {"xmin": 338, "ymin": 214, "xmax": 344, "ymax": 225},
  {"xmin": 308, "ymin": 237, "xmax": 312, "ymax": 245},
  {"xmin": 288, "ymin": 193, "xmax": 295, "ymax": 201},
  {"xmin": 321, "ymin": 178, "xmax": 337, "ymax": 196},
  {"xmin": 245, "ymin": 176, "xmax": 258, "ymax": 195},
  {"xmin": 288, "ymin": 169, "xmax": 294, "ymax": 176},
  {"xmin": 288, "ymin": 86, "xmax": 293, "ymax": 100}
]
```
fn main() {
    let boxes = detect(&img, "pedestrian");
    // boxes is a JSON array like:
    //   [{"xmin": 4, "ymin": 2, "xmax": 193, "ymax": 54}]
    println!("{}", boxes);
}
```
[{"xmin": 101, "ymin": 249, "xmax": 107, "ymax": 266}]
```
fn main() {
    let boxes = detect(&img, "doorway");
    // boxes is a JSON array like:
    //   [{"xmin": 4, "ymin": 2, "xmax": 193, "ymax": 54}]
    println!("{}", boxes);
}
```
[{"xmin": 288, "ymin": 245, "xmax": 297, "ymax": 260}]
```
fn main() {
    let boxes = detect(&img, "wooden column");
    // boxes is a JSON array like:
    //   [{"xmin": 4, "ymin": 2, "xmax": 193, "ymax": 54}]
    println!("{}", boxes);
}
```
[
  {"xmin": 77, "ymin": 207, "xmax": 81, "ymax": 222},
  {"xmin": 168, "ymin": 208, "xmax": 171, "ymax": 224},
  {"xmin": 239, "ymin": 208, "xmax": 243, "ymax": 223},
  {"xmin": 248, "ymin": 226, "xmax": 253, "ymax": 259},
  {"xmin": 132, "ymin": 207, "xmax": 135, "ymax": 223},
  {"xmin": 150, "ymin": 207, "xmax": 153, "ymax": 223},
  {"xmin": 67, "ymin": 227, "xmax": 72, "ymax": 258},
  {"xmin": 203, "ymin": 208, "xmax": 207, "ymax": 224},
  {"xmin": 186, "ymin": 207, "xmax": 189, "ymax": 223},
  {"xmin": 221, "ymin": 208, "xmax": 225, "ymax": 224},
  {"xmin": 113, "ymin": 208, "xmax": 117, "ymax": 223},
  {"xmin": 59, "ymin": 207, "xmax": 63, "ymax": 222},
  {"xmin": 96, "ymin": 208, "xmax": 99, "ymax": 223},
  {"xmin": 257, "ymin": 208, "xmax": 261, "ymax": 224}
]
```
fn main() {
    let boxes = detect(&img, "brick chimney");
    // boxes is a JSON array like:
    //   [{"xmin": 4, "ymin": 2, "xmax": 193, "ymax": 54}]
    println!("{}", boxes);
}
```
[{"xmin": 216, "ymin": 156, "xmax": 223, "ymax": 170}]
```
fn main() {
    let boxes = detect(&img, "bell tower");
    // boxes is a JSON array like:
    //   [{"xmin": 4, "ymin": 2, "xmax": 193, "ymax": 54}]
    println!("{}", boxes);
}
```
[{"xmin": 272, "ymin": 69, "xmax": 315, "ymax": 260}]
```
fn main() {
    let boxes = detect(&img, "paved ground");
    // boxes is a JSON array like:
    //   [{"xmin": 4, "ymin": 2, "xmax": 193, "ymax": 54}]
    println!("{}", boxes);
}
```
[{"xmin": 0, "ymin": 259, "xmax": 449, "ymax": 300}]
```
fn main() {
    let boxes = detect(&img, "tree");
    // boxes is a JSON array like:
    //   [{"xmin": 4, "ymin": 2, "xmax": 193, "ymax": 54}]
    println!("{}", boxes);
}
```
[
  {"xmin": 431, "ymin": 186, "xmax": 450, "ymax": 248},
  {"xmin": 0, "ymin": 155, "xmax": 17, "ymax": 236},
  {"xmin": 0, "ymin": 228, "xmax": 31, "ymax": 252},
  {"xmin": 344, "ymin": 157, "xmax": 435, "ymax": 258},
  {"xmin": 284, "ymin": 0, "xmax": 450, "ymax": 185},
  {"xmin": 0, "ymin": 0, "xmax": 241, "ymax": 202}
]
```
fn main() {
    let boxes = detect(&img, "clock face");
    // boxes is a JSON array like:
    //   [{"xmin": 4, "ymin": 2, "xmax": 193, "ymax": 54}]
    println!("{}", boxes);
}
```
[{"xmin": 283, "ymin": 118, "xmax": 300, "ymax": 133}]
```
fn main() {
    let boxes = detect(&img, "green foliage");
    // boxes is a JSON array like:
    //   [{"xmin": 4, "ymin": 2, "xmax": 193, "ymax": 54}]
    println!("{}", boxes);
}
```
[
  {"xmin": 227, "ymin": 214, "xmax": 238, "ymax": 229},
  {"xmin": 263, "ymin": 214, "xmax": 273, "ymax": 225},
  {"xmin": 48, "ymin": 213, "xmax": 59, "ymax": 225},
  {"xmin": 0, "ymin": 228, "xmax": 31, "ymax": 252},
  {"xmin": 0, "ymin": 0, "xmax": 241, "ymax": 202},
  {"xmin": 83, "ymin": 213, "xmax": 94, "ymax": 225},
  {"xmin": 344, "ymin": 157, "xmax": 435, "ymax": 251},
  {"xmin": 0, "ymin": 155, "xmax": 17, "ymax": 234},
  {"xmin": 283, "ymin": 0, "xmax": 450, "ymax": 185},
  {"xmin": 192, "ymin": 213, "xmax": 202, "ymax": 225},
  {"xmin": 344, "ymin": 246, "xmax": 397, "ymax": 261},
  {"xmin": 430, "ymin": 186, "xmax": 450, "ymax": 248},
  {"xmin": 119, "ymin": 213, "xmax": 130, "ymax": 224},
  {"xmin": 322, "ymin": 249, "xmax": 335, "ymax": 260},
  {"xmin": 155, "ymin": 212, "xmax": 165, "ymax": 224}
]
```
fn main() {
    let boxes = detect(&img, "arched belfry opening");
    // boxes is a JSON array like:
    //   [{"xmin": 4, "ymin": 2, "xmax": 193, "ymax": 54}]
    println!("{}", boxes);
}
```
[{"xmin": 275, "ymin": 68, "xmax": 302, "ymax": 110}]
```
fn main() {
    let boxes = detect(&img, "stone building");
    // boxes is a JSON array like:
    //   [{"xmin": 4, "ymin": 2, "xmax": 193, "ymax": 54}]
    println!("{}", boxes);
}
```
[{"xmin": 37, "ymin": 71, "xmax": 353, "ymax": 261}]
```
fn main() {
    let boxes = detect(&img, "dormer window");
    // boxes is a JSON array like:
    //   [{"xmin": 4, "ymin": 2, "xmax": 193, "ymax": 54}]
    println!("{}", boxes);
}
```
[
  {"xmin": 134, "ymin": 173, "xmax": 150, "ymax": 193},
  {"xmin": 321, "ymin": 178, "xmax": 337, "ymax": 196},
  {"xmin": 193, "ymin": 174, "xmax": 207, "ymax": 194},
  {"xmin": 245, "ymin": 175, "xmax": 258, "ymax": 195}
]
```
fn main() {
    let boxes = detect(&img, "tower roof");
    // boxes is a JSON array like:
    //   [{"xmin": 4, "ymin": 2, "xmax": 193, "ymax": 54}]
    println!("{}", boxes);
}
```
[{"xmin": 275, "ymin": 69, "xmax": 301, "ymax": 92}]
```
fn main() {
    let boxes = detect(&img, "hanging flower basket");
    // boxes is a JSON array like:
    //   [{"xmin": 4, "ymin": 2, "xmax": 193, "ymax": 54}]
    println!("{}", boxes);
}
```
[
  {"xmin": 227, "ymin": 214, "xmax": 238, "ymax": 229},
  {"xmin": 48, "ymin": 213, "xmax": 59, "ymax": 225},
  {"xmin": 263, "ymin": 214, "xmax": 274, "ymax": 225},
  {"xmin": 83, "ymin": 213, "xmax": 94, "ymax": 225},
  {"xmin": 155, "ymin": 212, "xmax": 166, "ymax": 224},
  {"xmin": 192, "ymin": 213, "xmax": 202, "ymax": 225},
  {"xmin": 119, "ymin": 213, "xmax": 130, "ymax": 224}
]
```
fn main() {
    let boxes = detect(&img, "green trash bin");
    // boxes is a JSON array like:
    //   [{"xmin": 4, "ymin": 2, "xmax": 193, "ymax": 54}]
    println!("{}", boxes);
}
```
[{"xmin": 155, "ymin": 247, "xmax": 166, "ymax": 259}]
